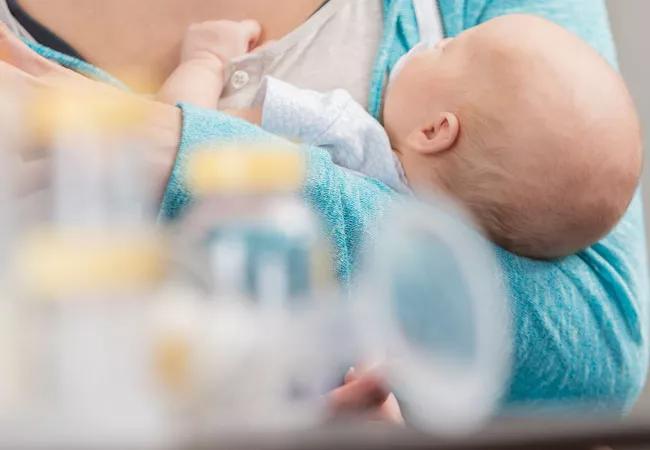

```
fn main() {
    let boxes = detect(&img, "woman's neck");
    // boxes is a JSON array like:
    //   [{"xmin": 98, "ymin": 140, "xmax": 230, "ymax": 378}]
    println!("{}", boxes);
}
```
[{"xmin": 18, "ymin": 0, "xmax": 326, "ymax": 91}]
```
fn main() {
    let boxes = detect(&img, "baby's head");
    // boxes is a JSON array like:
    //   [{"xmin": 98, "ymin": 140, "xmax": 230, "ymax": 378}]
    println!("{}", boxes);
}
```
[{"xmin": 383, "ymin": 14, "xmax": 642, "ymax": 259}]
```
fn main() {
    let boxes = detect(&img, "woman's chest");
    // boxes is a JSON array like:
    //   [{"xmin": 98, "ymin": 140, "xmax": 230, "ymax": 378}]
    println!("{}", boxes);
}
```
[
  {"xmin": 16, "ymin": 0, "xmax": 328, "ymax": 90},
  {"xmin": 218, "ymin": 0, "xmax": 383, "ymax": 111}
]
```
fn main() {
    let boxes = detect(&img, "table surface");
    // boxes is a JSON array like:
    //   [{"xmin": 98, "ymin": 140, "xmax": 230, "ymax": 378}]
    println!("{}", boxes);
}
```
[
  {"xmin": 3, "ymin": 415, "xmax": 649, "ymax": 449},
  {"xmin": 184, "ymin": 416, "xmax": 650, "ymax": 450}
]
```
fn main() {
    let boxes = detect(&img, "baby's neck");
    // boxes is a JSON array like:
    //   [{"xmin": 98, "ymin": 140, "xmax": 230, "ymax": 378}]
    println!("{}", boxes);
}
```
[
  {"xmin": 391, "ymin": 144, "xmax": 449, "ymax": 196},
  {"xmin": 390, "ymin": 143, "xmax": 408, "ymax": 177}
]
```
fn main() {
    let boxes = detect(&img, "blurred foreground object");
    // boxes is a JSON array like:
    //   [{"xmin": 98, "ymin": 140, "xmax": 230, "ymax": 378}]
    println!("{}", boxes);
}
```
[
  {"xmin": 353, "ymin": 197, "xmax": 511, "ymax": 434},
  {"xmin": 0, "ymin": 87, "xmax": 174, "ymax": 447},
  {"xmin": 0, "ymin": 86, "xmax": 510, "ymax": 445},
  {"xmin": 170, "ymin": 146, "xmax": 344, "ymax": 432}
]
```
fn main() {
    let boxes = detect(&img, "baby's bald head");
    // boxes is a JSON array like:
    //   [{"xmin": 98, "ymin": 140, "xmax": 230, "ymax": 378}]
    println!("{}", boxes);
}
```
[{"xmin": 430, "ymin": 15, "xmax": 642, "ymax": 258}]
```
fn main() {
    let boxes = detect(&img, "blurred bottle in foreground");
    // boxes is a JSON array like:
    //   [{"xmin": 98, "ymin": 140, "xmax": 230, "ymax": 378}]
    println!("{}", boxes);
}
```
[
  {"xmin": 164, "ymin": 145, "xmax": 344, "ymax": 432},
  {"xmin": 0, "ymin": 87, "xmax": 173, "ymax": 447},
  {"xmin": 352, "ymin": 196, "xmax": 511, "ymax": 434},
  {"xmin": 0, "ymin": 82, "xmax": 512, "ymax": 444}
]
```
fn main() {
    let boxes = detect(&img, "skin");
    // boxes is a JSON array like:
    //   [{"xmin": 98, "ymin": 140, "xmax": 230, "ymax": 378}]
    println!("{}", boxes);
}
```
[
  {"xmin": 382, "ymin": 36, "xmax": 462, "ymax": 190},
  {"xmin": 0, "ymin": 0, "xmax": 403, "ymax": 422},
  {"xmin": 0, "ymin": 25, "xmax": 181, "ymax": 202},
  {"xmin": 17, "ymin": 0, "xmax": 326, "ymax": 91}
]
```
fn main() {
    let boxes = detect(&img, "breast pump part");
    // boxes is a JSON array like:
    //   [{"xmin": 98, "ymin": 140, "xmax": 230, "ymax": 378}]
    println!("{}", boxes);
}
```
[
  {"xmin": 22, "ymin": 86, "xmax": 155, "ymax": 228},
  {"xmin": 353, "ymin": 196, "xmax": 511, "ymax": 434},
  {"xmin": 0, "ymin": 88, "xmax": 173, "ymax": 445}
]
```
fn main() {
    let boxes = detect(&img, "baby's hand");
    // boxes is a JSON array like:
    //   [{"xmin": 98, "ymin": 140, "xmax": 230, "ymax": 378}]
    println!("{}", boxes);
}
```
[{"xmin": 181, "ymin": 20, "xmax": 262, "ymax": 66}]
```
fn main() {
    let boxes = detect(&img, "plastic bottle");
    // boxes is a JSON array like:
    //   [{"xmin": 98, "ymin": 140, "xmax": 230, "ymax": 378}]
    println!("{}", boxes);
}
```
[
  {"xmin": 352, "ymin": 195, "xmax": 511, "ymax": 434},
  {"xmin": 4, "ymin": 87, "xmax": 172, "ymax": 447},
  {"xmin": 175, "ymin": 145, "xmax": 343, "ymax": 432}
]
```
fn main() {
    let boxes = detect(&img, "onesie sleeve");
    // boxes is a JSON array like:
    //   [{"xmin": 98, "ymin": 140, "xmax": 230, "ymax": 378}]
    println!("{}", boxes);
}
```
[{"xmin": 255, "ymin": 76, "xmax": 407, "ymax": 193}]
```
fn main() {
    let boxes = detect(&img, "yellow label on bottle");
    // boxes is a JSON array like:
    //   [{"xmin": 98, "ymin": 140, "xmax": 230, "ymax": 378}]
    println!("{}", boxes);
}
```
[
  {"xmin": 15, "ymin": 228, "xmax": 168, "ymax": 299},
  {"xmin": 187, "ymin": 145, "xmax": 306, "ymax": 194}
]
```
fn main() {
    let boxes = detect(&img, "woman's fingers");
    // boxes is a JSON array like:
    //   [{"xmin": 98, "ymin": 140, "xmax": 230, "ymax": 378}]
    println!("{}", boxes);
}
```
[
  {"xmin": 344, "ymin": 366, "xmax": 359, "ymax": 384},
  {"xmin": 0, "ymin": 60, "xmax": 41, "ymax": 100},
  {"xmin": 370, "ymin": 393, "xmax": 405, "ymax": 425},
  {"xmin": 329, "ymin": 372, "xmax": 391, "ymax": 412},
  {"xmin": 332, "ymin": 367, "xmax": 405, "ymax": 425},
  {"xmin": 0, "ymin": 24, "xmax": 58, "ymax": 76},
  {"xmin": 0, "ymin": 23, "xmax": 90, "ymax": 87}
]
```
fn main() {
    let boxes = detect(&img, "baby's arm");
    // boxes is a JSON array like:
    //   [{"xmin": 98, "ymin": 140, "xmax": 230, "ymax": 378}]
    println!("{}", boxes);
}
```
[
  {"xmin": 157, "ymin": 20, "xmax": 261, "ymax": 109},
  {"xmin": 231, "ymin": 77, "xmax": 407, "ymax": 192}
]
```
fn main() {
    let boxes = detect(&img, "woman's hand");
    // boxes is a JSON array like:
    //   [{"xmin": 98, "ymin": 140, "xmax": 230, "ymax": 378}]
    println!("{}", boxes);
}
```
[
  {"xmin": 328, "ymin": 367, "xmax": 405, "ymax": 425},
  {"xmin": 0, "ymin": 24, "xmax": 182, "ymax": 203}
]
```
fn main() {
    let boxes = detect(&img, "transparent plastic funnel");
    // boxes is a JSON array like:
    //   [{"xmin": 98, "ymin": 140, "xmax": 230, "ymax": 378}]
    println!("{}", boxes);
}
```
[{"xmin": 354, "ymin": 196, "xmax": 511, "ymax": 434}]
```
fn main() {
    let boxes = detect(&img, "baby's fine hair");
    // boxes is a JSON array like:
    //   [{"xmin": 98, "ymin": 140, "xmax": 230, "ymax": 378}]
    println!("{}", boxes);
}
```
[{"xmin": 436, "ymin": 15, "xmax": 642, "ymax": 259}]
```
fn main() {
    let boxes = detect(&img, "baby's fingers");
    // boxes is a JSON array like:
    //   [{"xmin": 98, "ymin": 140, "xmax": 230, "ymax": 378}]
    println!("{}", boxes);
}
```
[{"xmin": 237, "ymin": 20, "xmax": 262, "ymax": 52}]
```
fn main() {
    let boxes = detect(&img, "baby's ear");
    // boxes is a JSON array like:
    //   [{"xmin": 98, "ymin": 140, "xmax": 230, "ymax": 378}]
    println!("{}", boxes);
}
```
[{"xmin": 407, "ymin": 112, "xmax": 460, "ymax": 155}]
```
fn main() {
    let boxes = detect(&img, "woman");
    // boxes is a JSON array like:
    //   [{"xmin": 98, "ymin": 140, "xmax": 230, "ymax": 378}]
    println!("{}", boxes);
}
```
[{"xmin": 0, "ymin": 0, "xmax": 646, "ymax": 418}]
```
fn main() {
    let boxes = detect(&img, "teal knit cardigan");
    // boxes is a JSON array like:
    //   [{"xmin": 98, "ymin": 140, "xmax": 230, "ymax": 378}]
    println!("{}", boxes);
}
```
[{"xmin": 30, "ymin": 0, "xmax": 648, "ymax": 412}]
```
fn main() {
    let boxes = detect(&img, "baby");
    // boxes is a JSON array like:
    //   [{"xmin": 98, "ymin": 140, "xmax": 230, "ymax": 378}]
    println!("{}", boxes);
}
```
[{"xmin": 158, "ymin": 15, "xmax": 642, "ymax": 259}]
